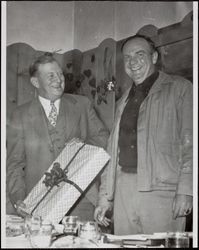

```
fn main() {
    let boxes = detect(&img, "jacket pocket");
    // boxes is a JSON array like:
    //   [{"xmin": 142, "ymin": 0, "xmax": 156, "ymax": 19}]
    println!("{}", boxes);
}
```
[{"xmin": 155, "ymin": 143, "xmax": 181, "ymax": 185}]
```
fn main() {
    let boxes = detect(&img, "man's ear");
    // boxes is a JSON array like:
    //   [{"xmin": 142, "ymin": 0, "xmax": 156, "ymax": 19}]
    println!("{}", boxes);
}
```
[
  {"xmin": 152, "ymin": 51, "xmax": 158, "ymax": 65},
  {"xmin": 30, "ymin": 77, "xmax": 39, "ymax": 89}
]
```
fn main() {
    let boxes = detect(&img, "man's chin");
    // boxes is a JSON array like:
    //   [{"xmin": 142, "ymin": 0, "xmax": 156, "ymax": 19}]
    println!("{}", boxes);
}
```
[
  {"xmin": 132, "ymin": 77, "xmax": 144, "ymax": 85},
  {"xmin": 53, "ymin": 89, "xmax": 64, "ymax": 96},
  {"xmin": 50, "ymin": 92, "xmax": 63, "ymax": 100}
]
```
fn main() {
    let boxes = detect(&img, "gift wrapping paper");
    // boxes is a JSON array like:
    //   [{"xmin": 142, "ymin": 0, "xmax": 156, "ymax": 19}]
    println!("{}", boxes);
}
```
[{"xmin": 23, "ymin": 140, "xmax": 110, "ymax": 224}]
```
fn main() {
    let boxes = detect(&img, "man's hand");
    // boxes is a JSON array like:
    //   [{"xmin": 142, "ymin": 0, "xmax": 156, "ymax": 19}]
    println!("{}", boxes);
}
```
[
  {"xmin": 14, "ymin": 200, "xmax": 29, "ymax": 218},
  {"xmin": 172, "ymin": 194, "xmax": 193, "ymax": 219},
  {"xmin": 94, "ymin": 205, "xmax": 112, "ymax": 227}
]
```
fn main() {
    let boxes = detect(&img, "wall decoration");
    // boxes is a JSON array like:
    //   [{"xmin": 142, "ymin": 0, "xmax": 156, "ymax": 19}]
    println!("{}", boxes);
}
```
[
  {"xmin": 62, "ymin": 49, "xmax": 83, "ymax": 94},
  {"xmin": 91, "ymin": 54, "xmax": 95, "ymax": 63},
  {"xmin": 95, "ymin": 38, "xmax": 116, "ymax": 131},
  {"xmin": 78, "ymin": 48, "xmax": 97, "ymax": 101}
]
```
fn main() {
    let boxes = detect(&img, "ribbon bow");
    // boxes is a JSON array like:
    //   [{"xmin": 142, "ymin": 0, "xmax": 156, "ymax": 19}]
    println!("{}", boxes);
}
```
[{"xmin": 43, "ymin": 162, "xmax": 69, "ymax": 188}]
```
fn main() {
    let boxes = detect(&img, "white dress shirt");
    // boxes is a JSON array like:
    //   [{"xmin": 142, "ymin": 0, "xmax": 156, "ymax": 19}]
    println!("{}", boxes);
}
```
[{"xmin": 38, "ymin": 96, "xmax": 61, "ymax": 118}]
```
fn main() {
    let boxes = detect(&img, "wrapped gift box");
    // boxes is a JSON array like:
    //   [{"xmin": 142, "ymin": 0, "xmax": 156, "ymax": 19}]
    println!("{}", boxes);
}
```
[{"xmin": 23, "ymin": 140, "xmax": 110, "ymax": 224}]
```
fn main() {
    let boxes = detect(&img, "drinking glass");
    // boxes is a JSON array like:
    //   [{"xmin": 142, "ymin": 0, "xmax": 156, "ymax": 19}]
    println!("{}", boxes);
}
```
[
  {"xmin": 78, "ymin": 221, "xmax": 101, "ymax": 241},
  {"xmin": 62, "ymin": 216, "xmax": 79, "ymax": 235},
  {"xmin": 165, "ymin": 232, "xmax": 189, "ymax": 248},
  {"xmin": 24, "ymin": 216, "xmax": 52, "ymax": 248},
  {"xmin": 24, "ymin": 215, "xmax": 41, "ymax": 238}
]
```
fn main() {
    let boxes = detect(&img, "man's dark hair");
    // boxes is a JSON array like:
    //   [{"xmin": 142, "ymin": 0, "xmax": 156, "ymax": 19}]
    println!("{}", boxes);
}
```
[
  {"xmin": 121, "ymin": 34, "xmax": 157, "ymax": 53},
  {"xmin": 29, "ymin": 52, "xmax": 57, "ymax": 77}
]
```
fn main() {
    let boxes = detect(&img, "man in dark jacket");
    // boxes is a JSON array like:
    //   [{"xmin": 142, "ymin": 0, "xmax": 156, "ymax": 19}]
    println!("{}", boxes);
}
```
[{"xmin": 94, "ymin": 35, "xmax": 193, "ymax": 234}]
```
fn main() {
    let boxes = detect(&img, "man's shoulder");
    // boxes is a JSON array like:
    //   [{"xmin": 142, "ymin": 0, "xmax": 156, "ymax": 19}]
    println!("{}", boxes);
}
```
[
  {"xmin": 62, "ymin": 93, "xmax": 91, "ymax": 106},
  {"xmin": 8, "ymin": 99, "xmax": 38, "ymax": 122},
  {"xmin": 14, "ymin": 99, "xmax": 35, "ymax": 113},
  {"xmin": 158, "ymin": 71, "xmax": 192, "ymax": 93},
  {"xmin": 159, "ymin": 71, "xmax": 192, "ymax": 86}
]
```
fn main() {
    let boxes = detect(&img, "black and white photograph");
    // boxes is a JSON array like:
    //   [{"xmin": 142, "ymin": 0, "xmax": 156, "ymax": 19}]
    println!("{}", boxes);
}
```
[{"xmin": 1, "ymin": 1, "xmax": 198, "ymax": 248}]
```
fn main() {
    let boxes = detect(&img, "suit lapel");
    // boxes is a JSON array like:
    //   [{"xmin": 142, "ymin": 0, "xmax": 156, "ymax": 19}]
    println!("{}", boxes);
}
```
[
  {"xmin": 56, "ymin": 96, "xmax": 80, "ymax": 141},
  {"xmin": 28, "ymin": 98, "xmax": 53, "ymax": 148}
]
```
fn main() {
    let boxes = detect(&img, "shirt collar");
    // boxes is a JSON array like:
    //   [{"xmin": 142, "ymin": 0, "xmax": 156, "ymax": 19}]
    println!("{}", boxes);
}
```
[
  {"xmin": 127, "ymin": 71, "xmax": 159, "ymax": 99},
  {"xmin": 38, "ymin": 96, "xmax": 61, "ymax": 117},
  {"xmin": 136, "ymin": 70, "xmax": 159, "ymax": 93}
]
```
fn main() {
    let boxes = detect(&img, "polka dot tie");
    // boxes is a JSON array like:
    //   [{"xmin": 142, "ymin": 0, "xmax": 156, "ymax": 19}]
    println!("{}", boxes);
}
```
[{"xmin": 48, "ymin": 101, "xmax": 58, "ymax": 127}]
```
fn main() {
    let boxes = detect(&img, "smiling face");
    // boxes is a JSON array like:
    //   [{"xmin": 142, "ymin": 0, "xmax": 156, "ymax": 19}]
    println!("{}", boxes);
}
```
[
  {"xmin": 122, "ymin": 37, "xmax": 158, "ymax": 85},
  {"xmin": 31, "ymin": 61, "xmax": 65, "ymax": 101}
]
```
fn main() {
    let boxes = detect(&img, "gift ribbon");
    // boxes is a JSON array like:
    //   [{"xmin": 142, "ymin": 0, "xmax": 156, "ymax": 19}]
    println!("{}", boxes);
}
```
[{"xmin": 30, "ymin": 143, "xmax": 86, "ymax": 215}]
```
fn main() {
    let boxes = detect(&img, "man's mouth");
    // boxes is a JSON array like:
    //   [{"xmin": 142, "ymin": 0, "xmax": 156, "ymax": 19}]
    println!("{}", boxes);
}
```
[
  {"xmin": 131, "ymin": 68, "xmax": 143, "ymax": 76},
  {"xmin": 52, "ymin": 85, "xmax": 62, "ymax": 89},
  {"xmin": 129, "ymin": 64, "xmax": 142, "ymax": 72}
]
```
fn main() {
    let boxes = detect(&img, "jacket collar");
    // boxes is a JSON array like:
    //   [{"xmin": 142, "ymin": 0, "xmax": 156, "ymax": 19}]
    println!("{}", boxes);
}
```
[
  {"xmin": 147, "ymin": 70, "xmax": 173, "ymax": 96},
  {"xmin": 118, "ymin": 71, "xmax": 171, "ymax": 106},
  {"xmin": 116, "ymin": 71, "xmax": 172, "ymax": 118}
]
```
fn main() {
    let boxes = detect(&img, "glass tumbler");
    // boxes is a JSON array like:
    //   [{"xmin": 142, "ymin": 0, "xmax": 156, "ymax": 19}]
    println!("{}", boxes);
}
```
[
  {"xmin": 165, "ymin": 232, "xmax": 190, "ymax": 248},
  {"xmin": 24, "ymin": 215, "xmax": 41, "ymax": 238},
  {"xmin": 78, "ymin": 221, "xmax": 101, "ymax": 241},
  {"xmin": 29, "ymin": 219, "xmax": 53, "ymax": 248},
  {"xmin": 62, "ymin": 216, "xmax": 79, "ymax": 235}
]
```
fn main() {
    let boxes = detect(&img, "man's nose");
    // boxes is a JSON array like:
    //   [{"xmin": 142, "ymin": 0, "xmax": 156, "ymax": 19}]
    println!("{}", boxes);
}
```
[
  {"xmin": 129, "ymin": 56, "xmax": 139, "ymax": 66},
  {"xmin": 54, "ymin": 74, "xmax": 62, "ymax": 83}
]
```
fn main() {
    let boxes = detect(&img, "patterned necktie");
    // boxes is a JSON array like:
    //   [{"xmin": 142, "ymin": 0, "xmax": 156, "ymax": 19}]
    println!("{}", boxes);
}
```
[{"xmin": 48, "ymin": 101, "xmax": 58, "ymax": 127}]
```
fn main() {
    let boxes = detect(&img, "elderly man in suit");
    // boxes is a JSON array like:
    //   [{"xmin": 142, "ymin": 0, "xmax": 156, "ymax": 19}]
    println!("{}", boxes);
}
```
[{"xmin": 6, "ymin": 52, "xmax": 109, "ymax": 220}]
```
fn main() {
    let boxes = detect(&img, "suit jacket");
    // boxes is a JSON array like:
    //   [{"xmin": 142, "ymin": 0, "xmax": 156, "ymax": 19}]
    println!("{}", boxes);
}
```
[{"xmin": 6, "ymin": 93, "xmax": 109, "ymax": 213}]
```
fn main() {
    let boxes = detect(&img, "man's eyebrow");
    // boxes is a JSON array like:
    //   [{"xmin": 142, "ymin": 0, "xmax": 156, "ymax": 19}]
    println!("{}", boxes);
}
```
[
  {"xmin": 136, "ymin": 50, "xmax": 146, "ymax": 53},
  {"xmin": 46, "ymin": 71, "xmax": 63, "ymax": 75},
  {"xmin": 124, "ymin": 49, "xmax": 146, "ymax": 55}
]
